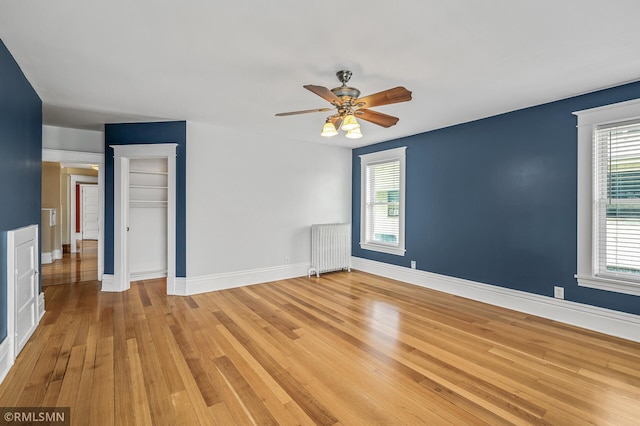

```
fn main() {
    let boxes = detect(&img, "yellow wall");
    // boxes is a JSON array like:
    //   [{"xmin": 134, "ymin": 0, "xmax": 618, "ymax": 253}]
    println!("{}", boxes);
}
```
[
  {"xmin": 42, "ymin": 162, "xmax": 60, "ymax": 209},
  {"xmin": 42, "ymin": 161, "xmax": 62, "ymax": 254}
]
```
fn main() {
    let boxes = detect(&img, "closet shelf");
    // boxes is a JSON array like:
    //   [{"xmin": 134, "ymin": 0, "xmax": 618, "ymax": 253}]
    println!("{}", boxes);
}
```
[
  {"xmin": 129, "ymin": 185, "xmax": 168, "ymax": 189},
  {"xmin": 130, "ymin": 169, "xmax": 168, "ymax": 175},
  {"xmin": 130, "ymin": 200, "xmax": 168, "ymax": 208}
]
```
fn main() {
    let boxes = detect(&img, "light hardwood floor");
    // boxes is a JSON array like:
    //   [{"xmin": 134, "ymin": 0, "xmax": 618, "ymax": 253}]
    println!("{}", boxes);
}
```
[
  {"xmin": 41, "ymin": 240, "xmax": 98, "ymax": 286},
  {"xmin": 1, "ymin": 267, "xmax": 640, "ymax": 424}
]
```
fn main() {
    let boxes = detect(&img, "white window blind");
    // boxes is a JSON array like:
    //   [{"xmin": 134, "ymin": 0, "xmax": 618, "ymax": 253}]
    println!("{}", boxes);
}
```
[
  {"xmin": 594, "ymin": 119, "xmax": 640, "ymax": 281},
  {"xmin": 365, "ymin": 160, "xmax": 400, "ymax": 245},
  {"xmin": 360, "ymin": 147, "xmax": 406, "ymax": 256}
]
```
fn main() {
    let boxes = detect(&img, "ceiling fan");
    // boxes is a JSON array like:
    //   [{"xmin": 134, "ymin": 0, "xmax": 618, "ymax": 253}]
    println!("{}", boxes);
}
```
[{"xmin": 275, "ymin": 70, "xmax": 412, "ymax": 139}]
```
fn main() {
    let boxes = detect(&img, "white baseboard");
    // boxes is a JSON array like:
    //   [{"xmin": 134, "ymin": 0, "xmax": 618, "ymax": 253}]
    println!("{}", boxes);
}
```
[
  {"xmin": 351, "ymin": 257, "xmax": 640, "ymax": 343},
  {"xmin": 53, "ymin": 249, "xmax": 63, "ymax": 260},
  {"xmin": 0, "ymin": 337, "xmax": 13, "ymax": 385},
  {"xmin": 38, "ymin": 292, "xmax": 45, "ymax": 322},
  {"xmin": 176, "ymin": 262, "xmax": 310, "ymax": 296},
  {"xmin": 102, "ymin": 271, "xmax": 169, "ymax": 292},
  {"xmin": 172, "ymin": 277, "xmax": 187, "ymax": 296},
  {"xmin": 41, "ymin": 252, "xmax": 53, "ymax": 264},
  {"xmin": 130, "ymin": 270, "xmax": 167, "ymax": 282},
  {"xmin": 100, "ymin": 274, "xmax": 124, "ymax": 292}
]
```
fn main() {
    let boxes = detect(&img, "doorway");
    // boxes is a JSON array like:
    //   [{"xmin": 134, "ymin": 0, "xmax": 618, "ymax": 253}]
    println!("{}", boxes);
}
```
[
  {"xmin": 107, "ymin": 143, "xmax": 177, "ymax": 294},
  {"xmin": 42, "ymin": 149, "xmax": 105, "ymax": 281},
  {"xmin": 70, "ymin": 174, "xmax": 98, "ymax": 256},
  {"xmin": 80, "ymin": 184, "xmax": 99, "ymax": 240}
]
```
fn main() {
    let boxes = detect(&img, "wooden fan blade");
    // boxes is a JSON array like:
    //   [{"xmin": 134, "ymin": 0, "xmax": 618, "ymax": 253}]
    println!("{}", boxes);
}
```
[
  {"xmin": 304, "ymin": 85, "xmax": 343, "ymax": 104},
  {"xmin": 275, "ymin": 107, "xmax": 333, "ymax": 116},
  {"xmin": 355, "ymin": 86, "xmax": 412, "ymax": 109},
  {"xmin": 355, "ymin": 109, "xmax": 399, "ymax": 128},
  {"xmin": 330, "ymin": 115, "xmax": 343, "ymax": 130}
]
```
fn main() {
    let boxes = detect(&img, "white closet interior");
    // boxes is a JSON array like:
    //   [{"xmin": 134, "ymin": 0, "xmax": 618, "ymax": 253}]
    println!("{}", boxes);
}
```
[{"xmin": 129, "ymin": 157, "xmax": 168, "ymax": 280}]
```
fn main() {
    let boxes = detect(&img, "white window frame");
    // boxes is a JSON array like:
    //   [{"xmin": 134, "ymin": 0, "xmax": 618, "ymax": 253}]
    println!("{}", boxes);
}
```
[
  {"xmin": 359, "ymin": 146, "xmax": 406, "ymax": 256},
  {"xmin": 574, "ymin": 98, "xmax": 640, "ymax": 296}
]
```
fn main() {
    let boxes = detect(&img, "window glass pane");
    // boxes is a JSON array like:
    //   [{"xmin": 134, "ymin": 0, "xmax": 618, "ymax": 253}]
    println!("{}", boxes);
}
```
[
  {"xmin": 605, "ymin": 209, "xmax": 640, "ymax": 275},
  {"xmin": 366, "ymin": 160, "xmax": 400, "ymax": 245},
  {"xmin": 596, "ymin": 120, "xmax": 640, "ymax": 278}
]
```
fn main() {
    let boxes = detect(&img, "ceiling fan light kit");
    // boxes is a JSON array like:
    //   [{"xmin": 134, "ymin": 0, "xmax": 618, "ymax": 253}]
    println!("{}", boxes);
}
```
[
  {"xmin": 321, "ymin": 120, "xmax": 339, "ymax": 137},
  {"xmin": 345, "ymin": 128, "xmax": 363, "ymax": 139},
  {"xmin": 340, "ymin": 114, "xmax": 359, "ymax": 132},
  {"xmin": 276, "ymin": 70, "xmax": 412, "ymax": 139}
]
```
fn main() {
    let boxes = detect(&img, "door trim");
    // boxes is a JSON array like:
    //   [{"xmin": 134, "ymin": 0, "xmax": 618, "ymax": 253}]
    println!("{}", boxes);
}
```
[
  {"xmin": 109, "ymin": 144, "xmax": 177, "ymax": 294},
  {"xmin": 71, "ymin": 176, "xmax": 98, "ymax": 252}
]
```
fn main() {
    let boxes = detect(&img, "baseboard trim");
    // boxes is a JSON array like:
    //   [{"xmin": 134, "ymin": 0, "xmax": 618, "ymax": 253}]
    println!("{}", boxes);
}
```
[
  {"xmin": 172, "ymin": 277, "xmax": 187, "ymax": 296},
  {"xmin": 177, "ymin": 262, "xmax": 310, "ymax": 296},
  {"xmin": 0, "ymin": 337, "xmax": 13, "ymax": 385},
  {"xmin": 351, "ymin": 257, "xmax": 640, "ymax": 343},
  {"xmin": 41, "ymin": 252, "xmax": 53, "ymax": 264},
  {"xmin": 130, "ymin": 270, "xmax": 167, "ymax": 282},
  {"xmin": 100, "ymin": 274, "xmax": 123, "ymax": 292},
  {"xmin": 38, "ymin": 292, "xmax": 45, "ymax": 322}
]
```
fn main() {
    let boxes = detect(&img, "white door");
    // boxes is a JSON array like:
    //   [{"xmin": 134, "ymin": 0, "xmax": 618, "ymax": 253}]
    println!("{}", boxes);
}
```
[
  {"xmin": 8, "ymin": 225, "xmax": 39, "ymax": 357},
  {"xmin": 81, "ymin": 184, "xmax": 99, "ymax": 240}
]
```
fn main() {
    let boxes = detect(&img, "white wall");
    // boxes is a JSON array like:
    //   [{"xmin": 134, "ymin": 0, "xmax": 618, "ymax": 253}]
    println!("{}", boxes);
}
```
[
  {"xmin": 186, "ymin": 121, "xmax": 352, "ymax": 280},
  {"xmin": 42, "ymin": 125, "xmax": 103, "ymax": 153}
]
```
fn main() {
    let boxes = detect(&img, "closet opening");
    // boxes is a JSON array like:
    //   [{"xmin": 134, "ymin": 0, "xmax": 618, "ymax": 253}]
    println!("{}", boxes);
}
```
[
  {"xmin": 109, "ymin": 143, "xmax": 177, "ymax": 294},
  {"xmin": 129, "ymin": 158, "xmax": 168, "ymax": 282}
]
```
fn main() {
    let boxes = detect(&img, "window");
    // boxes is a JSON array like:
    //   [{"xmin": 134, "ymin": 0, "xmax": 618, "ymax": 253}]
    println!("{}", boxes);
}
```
[
  {"xmin": 360, "ymin": 147, "xmax": 406, "ymax": 256},
  {"xmin": 594, "ymin": 120, "xmax": 640, "ymax": 279},
  {"xmin": 575, "ymin": 99, "xmax": 640, "ymax": 296}
]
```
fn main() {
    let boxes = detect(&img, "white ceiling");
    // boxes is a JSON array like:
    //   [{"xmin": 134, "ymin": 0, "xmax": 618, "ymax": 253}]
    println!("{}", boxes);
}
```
[{"xmin": 1, "ymin": 0, "xmax": 640, "ymax": 148}]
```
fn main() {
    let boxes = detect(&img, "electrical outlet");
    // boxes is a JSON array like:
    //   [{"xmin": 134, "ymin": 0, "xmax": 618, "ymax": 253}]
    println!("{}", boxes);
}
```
[
  {"xmin": 411, "ymin": 260, "xmax": 417, "ymax": 269},
  {"xmin": 284, "ymin": 256, "xmax": 290, "ymax": 264},
  {"xmin": 554, "ymin": 286, "xmax": 564, "ymax": 300}
]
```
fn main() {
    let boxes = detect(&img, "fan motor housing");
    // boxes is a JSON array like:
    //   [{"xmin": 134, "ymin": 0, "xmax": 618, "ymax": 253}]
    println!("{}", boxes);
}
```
[{"xmin": 331, "ymin": 86, "xmax": 360, "ymax": 99}]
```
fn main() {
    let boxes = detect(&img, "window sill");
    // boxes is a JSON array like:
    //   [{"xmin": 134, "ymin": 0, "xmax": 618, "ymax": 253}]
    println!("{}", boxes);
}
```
[
  {"xmin": 575, "ymin": 274, "xmax": 640, "ymax": 296},
  {"xmin": 360, "ymin": 242, "xmax": 405, "ymax": 256}
]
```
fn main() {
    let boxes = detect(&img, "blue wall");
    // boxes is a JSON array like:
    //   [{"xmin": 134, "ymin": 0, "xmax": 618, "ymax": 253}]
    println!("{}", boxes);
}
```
[
  {"xmin": 353, "ymin": 81, "xmax": 640, "ymax": 316},
  {"xmin": 0, "ymin": 40, "xmax": 42, "ymax": 340},
  {"xmin": 104, "ymin": 121, "xmax": 187, "ymax": 277}
]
